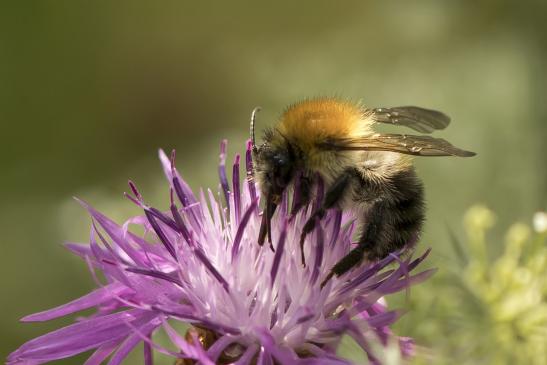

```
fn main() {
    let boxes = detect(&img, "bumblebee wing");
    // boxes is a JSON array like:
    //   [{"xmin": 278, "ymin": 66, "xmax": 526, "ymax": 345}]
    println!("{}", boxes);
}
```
[
  {"xmin": 320, "ymin": 134, "xmax": 476, "ymax": 157},
  {"xmin": 373, "ymin": 106, "xmax": 450, "ymax": 133}
]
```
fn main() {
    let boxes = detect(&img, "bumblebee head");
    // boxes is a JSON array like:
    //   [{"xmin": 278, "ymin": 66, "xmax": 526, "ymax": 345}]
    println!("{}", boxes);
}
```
[
  {"xmin": 251, "ymin": 107, "xmax": 296, "ymax": 199},
  {"xmin": 256, "ymin": 137, "xmax": 295, "ymax": 198},
  {"xmin": 251, "ymin": 108, "xmax": 296, "ymax": 246}
]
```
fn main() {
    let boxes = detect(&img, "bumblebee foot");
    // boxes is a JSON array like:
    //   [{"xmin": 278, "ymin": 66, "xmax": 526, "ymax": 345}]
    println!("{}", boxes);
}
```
[
  {"xmin": 299, "ymin": 234, "xmax": 307, "ymax": 267},
  {"xmin": 320, "ymin": 246, "xmax": 365, "ymax": 289},
  {"xmin": 320, "ymin": 272, "xmax": 335, "ymax": 289}
]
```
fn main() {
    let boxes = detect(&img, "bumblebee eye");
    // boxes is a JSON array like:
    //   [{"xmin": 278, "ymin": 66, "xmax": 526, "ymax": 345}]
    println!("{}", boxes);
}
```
[{"xmin": 273, "ymin": 156, "xmax": 293, "ymax": 188}]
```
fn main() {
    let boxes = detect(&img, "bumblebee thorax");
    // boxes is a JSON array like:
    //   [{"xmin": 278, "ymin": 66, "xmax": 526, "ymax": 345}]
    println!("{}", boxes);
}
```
[{"xmin": 276, "ymin": 98, "xmax": 374, "ymax": 153}]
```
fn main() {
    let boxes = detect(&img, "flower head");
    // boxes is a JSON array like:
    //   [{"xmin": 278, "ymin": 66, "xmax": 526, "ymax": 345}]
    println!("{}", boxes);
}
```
[{"xmin": 8, "ymin": 140, "xmax": 435, "ymax": 365}]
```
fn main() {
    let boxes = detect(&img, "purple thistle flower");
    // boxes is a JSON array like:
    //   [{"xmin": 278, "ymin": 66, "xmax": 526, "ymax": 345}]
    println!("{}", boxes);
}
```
[{"xmin": 8, "ymin": 140, "xmax": 435, "ymax": 365}]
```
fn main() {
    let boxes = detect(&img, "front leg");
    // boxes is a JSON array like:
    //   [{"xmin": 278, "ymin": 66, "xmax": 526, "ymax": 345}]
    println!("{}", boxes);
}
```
[
  {"xmin": 291, "ymin": 172, "xmax": 313, "ymax": 217},
  {"xmin": 299, "ymin": 169, "xmax": 354, "ymax": 267}
]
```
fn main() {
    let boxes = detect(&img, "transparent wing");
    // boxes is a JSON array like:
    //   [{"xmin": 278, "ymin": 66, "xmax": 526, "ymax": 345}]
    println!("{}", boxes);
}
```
[
  {"xmin": 319, "ymin": 134, "xmax": 476, "ymax": 157},
  {"xmin": 373, "ymin": 106, "xmax": 451, "ymax": 133}
]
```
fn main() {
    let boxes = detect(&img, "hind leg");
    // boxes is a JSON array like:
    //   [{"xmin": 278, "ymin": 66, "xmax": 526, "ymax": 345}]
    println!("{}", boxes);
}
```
[
  {"xmin": 321, "ymin": 169, "xmax": 425, "ymax": 287},
  {"xmin": 320, "ymin": 202, "xmax": 386, "ymax": 288}
]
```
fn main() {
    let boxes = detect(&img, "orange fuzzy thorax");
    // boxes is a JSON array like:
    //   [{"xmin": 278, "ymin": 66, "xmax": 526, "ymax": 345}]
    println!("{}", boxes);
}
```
[{"xmin": 276, "ymin": 98, "xmax": 374, "ymax": 153}]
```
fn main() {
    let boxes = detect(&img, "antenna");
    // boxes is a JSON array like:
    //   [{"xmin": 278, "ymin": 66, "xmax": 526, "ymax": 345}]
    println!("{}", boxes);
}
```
[{"xmin": 250, "ymin": 106, "xmax": 261, "ymax": 152}]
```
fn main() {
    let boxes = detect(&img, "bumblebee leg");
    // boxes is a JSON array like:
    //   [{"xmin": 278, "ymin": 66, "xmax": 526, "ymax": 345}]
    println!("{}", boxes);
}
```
[
  {"xmin": 291, "ymin": 173, "xmax": 313, "ymax": 216},
  {"xmin": 320, "ymin": 246, "xmax": 365, "ymax": 288},
  {"xmin": 320, "ymin": 202, "xmax": 386, "ymax": 288},
  {"xmin": 300, "ymin": 212, "xmax": 325, "ymax": 267},
  {"xmin": 321, "ymin": 168, "xmax": 425, "ymax": 288},
  {"xmin": 258, "ymin": 199, "xmax": 278, "ymax": 250},
  {"xmin": 359, "ymin": 169, "xmax": 425, "ymax": 261},
  {"xmin": 300, "ymin": 170, "xmax": 353, "ymax": 266}
]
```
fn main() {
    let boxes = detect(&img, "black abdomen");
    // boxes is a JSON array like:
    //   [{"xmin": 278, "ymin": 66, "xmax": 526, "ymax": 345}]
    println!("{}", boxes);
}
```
[{"xmin": 358, "ymin": 167, "xmax": 425, "ymax": 260}]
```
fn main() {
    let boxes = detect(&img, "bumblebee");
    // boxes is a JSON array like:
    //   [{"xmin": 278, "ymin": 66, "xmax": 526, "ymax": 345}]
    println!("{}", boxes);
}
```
[{"xmin": 251, "ymin": 98, "xmax": 475, "ymax": 287}]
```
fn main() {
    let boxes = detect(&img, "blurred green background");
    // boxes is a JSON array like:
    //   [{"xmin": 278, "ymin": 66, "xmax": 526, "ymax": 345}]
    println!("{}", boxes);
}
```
[{"xmin": 1, "ymin": 1, "xmax": 545, "ymax": 364}]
